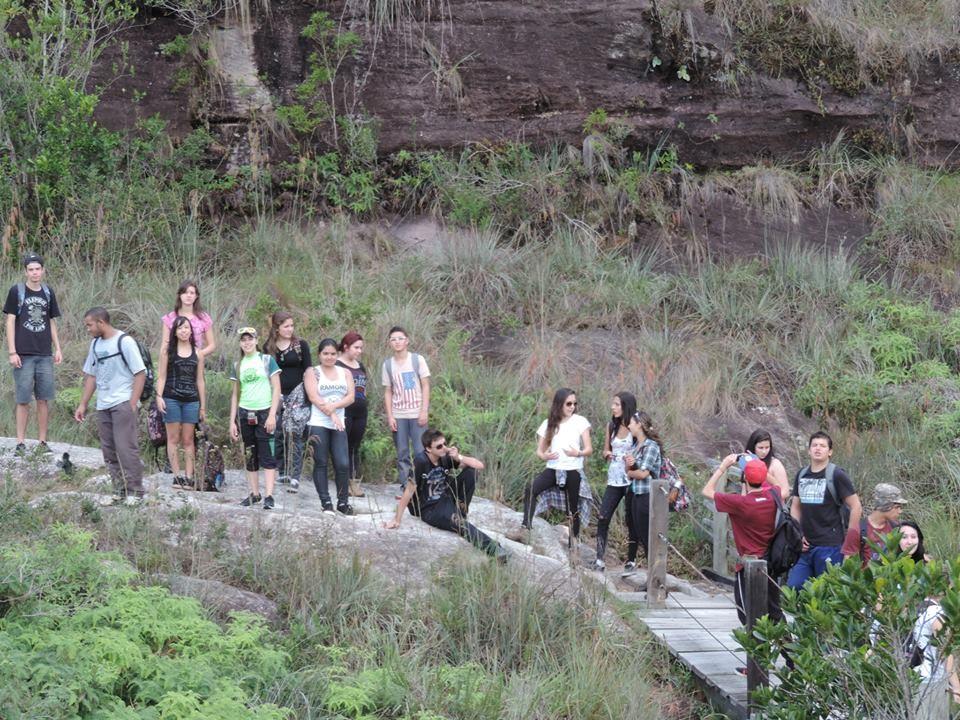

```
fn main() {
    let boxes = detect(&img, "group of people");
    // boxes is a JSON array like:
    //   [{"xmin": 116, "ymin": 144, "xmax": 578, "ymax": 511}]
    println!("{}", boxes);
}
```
[
  {"xmin": 703, "ymin": 430, "xmax": 958, "ymax": 710},
  {"xmin": 6, "ymin": 255, "xmax": 958, "ymax": 706}
]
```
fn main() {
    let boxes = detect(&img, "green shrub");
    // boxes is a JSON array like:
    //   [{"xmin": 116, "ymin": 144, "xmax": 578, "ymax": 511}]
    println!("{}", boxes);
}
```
[
  {"xmin": 795, "ymin": 371, "xmax": 879, "ymax": 427},
  {"xmin": 739, "ymin": 547, "xmax": 960, "ymax": 719}
]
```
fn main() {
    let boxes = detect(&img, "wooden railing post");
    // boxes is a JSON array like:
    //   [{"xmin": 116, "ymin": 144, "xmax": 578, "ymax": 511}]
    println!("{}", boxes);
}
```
[
  {"xmin": 647, "ymin": 479, "xmax": 669, "ymax": 608},
  {"xmin": 712, "ymin": 474, "xmax": 728, "ymax": 575},
  {"xmin": 743, "ymin": 556, "xmax": 769, "ymax": 711}
]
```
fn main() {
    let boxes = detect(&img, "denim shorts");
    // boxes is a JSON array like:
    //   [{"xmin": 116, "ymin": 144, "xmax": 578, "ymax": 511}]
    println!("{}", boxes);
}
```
[
  {"xmin": 161, "ymin": 397, "xmax": 200, "ymax": 425},
  {"xmin": 13, "ymin": 355, "xmax": 55, "ymax": 404}
]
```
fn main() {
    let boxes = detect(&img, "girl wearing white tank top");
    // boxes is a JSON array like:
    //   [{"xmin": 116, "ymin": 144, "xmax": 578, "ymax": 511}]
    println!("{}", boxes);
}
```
[{"xmin": 305, "ymin": 338, "xmax": 355, "ymax": 514}]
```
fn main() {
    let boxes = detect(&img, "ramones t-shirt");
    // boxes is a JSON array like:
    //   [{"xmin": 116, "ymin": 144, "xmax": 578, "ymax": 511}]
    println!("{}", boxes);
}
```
[{"xmin": 792, "ymin": 465, "xmax": 855, "ymax": 547}]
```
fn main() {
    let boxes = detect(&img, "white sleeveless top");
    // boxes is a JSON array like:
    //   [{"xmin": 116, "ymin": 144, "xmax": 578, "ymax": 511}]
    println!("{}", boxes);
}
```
[{"xmin": 309, "ymin": 365, "xmax": 348, "ymax": 429}]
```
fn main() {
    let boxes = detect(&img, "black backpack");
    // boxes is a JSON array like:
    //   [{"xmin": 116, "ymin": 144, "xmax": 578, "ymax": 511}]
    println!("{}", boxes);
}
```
[
  {"xmin": 902, "ymin": 599, "xmax": 938, "ymax": 668},
  {"xmin": 765, "ymin": 488, "xmax": 804, "ymax": 578},
  {"xmin": 93, "ymin": 332, "xmax": 155, "ymax": 402}
]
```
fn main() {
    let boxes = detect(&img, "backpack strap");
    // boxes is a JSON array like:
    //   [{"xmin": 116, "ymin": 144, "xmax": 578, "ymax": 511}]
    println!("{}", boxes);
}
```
[
  {"xmin": 411, "ymin": 352, "xmax": 420, "ymax": 378},
  {"xmin": 823, "ymin": 463, "xmax": 840, "ymax": 506},
  {"xmin": 384, "ymin": 353, "xmax": 421, "ymax": 392}
]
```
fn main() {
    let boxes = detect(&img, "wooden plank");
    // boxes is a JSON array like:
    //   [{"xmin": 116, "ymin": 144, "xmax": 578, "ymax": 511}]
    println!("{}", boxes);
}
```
[
  {"xmin": 640, "ymin": 608, "xmax": 740, "ymax": 619},
  {"xmin": 647, "ymin": 479, "xmax": 669, "ymax": 608}
]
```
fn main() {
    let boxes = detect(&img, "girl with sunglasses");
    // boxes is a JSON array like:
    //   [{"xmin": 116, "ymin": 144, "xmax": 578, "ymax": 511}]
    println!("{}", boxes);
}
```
[{"xmin": 508, "ymin": 387, "xmax": 592, "ymax": 545}]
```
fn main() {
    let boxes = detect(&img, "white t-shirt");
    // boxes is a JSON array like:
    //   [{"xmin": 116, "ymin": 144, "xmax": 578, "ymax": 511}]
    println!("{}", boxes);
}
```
[
  {"xmin": 309, "ymin": 365, "xmax": 348, "ymax": 429},
  {"xmin": 537, "ymin": 414, "xmax": 591, "ymax": 471},
  {"xmin": 913, "ymin": 601, "xmax": 946, "ymax": 682},
  {"xmin": 82, "ymin": 333, "xmax": 146, "ymax": 410}
]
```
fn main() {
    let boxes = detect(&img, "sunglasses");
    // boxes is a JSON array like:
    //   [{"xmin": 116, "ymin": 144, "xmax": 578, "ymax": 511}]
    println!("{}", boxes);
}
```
[
  {"xmin": 432, "ymin": 442, "xmax": 447, "ymax": 450},
  {"xmin": 564, "ymin": 401, "xmax": 578, "ymax": 407}
]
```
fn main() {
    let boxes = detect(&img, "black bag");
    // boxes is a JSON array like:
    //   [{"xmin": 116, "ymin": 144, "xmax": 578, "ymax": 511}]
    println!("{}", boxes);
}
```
[
  {"xmin": 765, "ymin": 489, "xmax": 804, "ymax": 578},
  {"xmin": 903, "ymin": 599, "xmax": 938, "ymax": 668}
]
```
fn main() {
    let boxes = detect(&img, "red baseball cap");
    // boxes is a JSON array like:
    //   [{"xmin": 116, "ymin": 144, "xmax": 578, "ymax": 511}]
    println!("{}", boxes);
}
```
[{"xmin": 743, "ymin": 459, "xmax": 767, "ymax": 486}]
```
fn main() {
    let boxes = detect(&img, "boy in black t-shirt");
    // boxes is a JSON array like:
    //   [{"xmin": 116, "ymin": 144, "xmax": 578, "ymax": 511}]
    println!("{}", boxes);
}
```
[
  {"xmin": 787, "ymin": 431, "xmax": 863, "ymax": 590},
  {"xmin": 384, "ymin": 428, "xmax": 506, "ymax": 561},
  {"xmin": 3, "ymin": 253, "xmax": 62, "ymax": 455}
]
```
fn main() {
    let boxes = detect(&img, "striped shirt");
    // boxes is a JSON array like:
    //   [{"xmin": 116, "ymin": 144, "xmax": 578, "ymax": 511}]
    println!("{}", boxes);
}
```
[{"xmin": 381, "ymin": 353, "xmax": 431, "ymax": 419}]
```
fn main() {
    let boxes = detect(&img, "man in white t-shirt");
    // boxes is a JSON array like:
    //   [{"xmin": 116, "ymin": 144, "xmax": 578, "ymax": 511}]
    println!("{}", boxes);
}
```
[
  {"xmin": 381, "ymin": 326, "xmax": 431, "ymax": 491},
  {"xmin": 74, "ymin": 307, "xmax": 147, "ymax": 501}
]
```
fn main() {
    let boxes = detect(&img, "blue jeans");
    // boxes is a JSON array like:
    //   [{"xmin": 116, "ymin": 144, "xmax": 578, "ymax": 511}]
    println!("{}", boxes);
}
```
[
  {"xmin": 787, "ymin": 545, "xmax": 844, "ymax": 590},
  {"xmin": 308, "ymin": 425, "xmax": 349, "ymax": 506},
  {"xmin": 393, "ymin": 417, "xmax": 423, "ymax": 486}
]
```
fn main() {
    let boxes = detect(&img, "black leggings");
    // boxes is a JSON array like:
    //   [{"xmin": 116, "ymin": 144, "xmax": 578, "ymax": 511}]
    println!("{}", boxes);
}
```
[
  {"xmin": 595, "ymin": 485, "xmax": 636, "ymax": 562},
  {"xmin": 344, "ymin": 410, "xmax": 367, "ymax": 478},
  {"xmin": 521, "ymin": 468, "xmax": 582, "ymax": 539},
  {"xmin": 419, "ymin": 468, "xmax": 501, "ymax": 556},
  {"xmin": 629, "ymin": 492, "xmax": 650, "ymax": 563}
]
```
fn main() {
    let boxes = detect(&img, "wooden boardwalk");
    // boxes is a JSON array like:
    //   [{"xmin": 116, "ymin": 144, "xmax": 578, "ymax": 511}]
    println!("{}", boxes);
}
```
[{"xmin": 625, "ymin": 591, "xmax": 753, "ymax": 719}]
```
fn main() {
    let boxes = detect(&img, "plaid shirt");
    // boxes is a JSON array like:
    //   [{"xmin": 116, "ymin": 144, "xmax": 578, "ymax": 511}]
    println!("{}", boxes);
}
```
[{"xmin": 630, "ymin": 438, "xmax": 662, "ymax": 495}]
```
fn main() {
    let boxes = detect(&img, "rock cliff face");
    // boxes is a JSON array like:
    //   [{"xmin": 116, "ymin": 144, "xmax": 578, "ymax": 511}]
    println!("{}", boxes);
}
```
[{"xmin": 93, "ymin": 1, "xmax": 960, "ymax": 169}]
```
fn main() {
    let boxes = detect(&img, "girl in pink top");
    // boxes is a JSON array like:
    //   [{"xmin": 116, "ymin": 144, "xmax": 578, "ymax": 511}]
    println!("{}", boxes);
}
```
[{"xmin": 160, "ymin": 280, "xmax": 216, "ymax": 359}]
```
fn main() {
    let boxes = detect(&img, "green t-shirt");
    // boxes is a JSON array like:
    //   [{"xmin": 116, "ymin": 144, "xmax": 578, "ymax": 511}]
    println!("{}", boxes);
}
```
[{"xmin": 230, "ymin": 353, "xmax": 280, "ymax": 411}]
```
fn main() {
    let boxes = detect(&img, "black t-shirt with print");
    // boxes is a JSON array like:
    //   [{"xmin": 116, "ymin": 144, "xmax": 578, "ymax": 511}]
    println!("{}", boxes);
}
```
[
  {"xmin": 410, "ymin": 452, "xmax": 460, "ymax": 516},
  {"xmin": 273, "ymin": 340, "xmax": 312, "ymax": 396},
  {"xmin": 336, "ymin": 359, "xmax": 367, "ymax": 417},
  {"xmin": 3, "ymin": 284, "xmax": 61, "ymax": 356},
  {"xmin": 792, "ymin": 464, "xmax": 855, "ymax": 547}
]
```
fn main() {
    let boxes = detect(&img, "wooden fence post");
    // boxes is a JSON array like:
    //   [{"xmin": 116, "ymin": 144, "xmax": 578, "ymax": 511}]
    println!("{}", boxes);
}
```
[
  {"xmin": 743, "ymin": 556, "xmax": 770, "ymax": 712},
  {"xmin": 712, "ymin": 474, "xmax": 728, "ymax": 576},
  {"xmin": 647, "ymin": 479, "xmax": 669, "ymax": 608}
]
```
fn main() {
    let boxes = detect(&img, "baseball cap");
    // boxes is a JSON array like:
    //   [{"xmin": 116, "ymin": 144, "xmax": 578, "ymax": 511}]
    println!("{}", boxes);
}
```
[
  {"xmin": 742, "ymin": 459, "xmax": 768, "ymax": 486},
  {"xmin": 22, "ymin": 252, "xmax": 43, "ymax": 267},
  {"xmin": 237, "ymin": 326, "xmax": 258, "ymax": 338},
  {"xmin": 872, "ymin": 483, "xmax": 907, "ymax": 508}
]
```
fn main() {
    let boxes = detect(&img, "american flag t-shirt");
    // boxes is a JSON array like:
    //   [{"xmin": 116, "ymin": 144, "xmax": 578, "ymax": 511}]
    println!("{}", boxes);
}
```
[{"xmin": 381, "ymin": 353, "xmax": 431, "ymax": 419}]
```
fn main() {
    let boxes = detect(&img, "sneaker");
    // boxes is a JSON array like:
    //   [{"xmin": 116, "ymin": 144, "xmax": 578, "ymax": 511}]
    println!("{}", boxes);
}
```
[
  {"xmin": 240, "ymin": 494, "xmax": 262, "ymax": 507},
  {"xmin": 287, "ymin": 478, "xmax": 299, "ymax": 494},
  {"xmin": 505, "ymin": 527, "xmax": 531, "ymax": 544},
  {"xmin": 172, "ymin": 475, "xmax": 185, "ymax": 488},
  {"xmin": 263, "ymin": 495, "xmax": 275, "ymax": 510},
  {"xmin": 14, "ymin": 443, "xmax": 26, "ymax": 456},
  {"xmin": 277, "ymin": 475, "xmax": 289, "ymax": 485},
  {"xmin": 321, "ymin": 500, "xmax": 335, "ymax": 514},
  {"xmin": 621, "ymin": 561, "xmax": 637, "ymax": 576},
  {"xmin": 38, "ymin": 441, "xmax": 53, "ymax": 454},
  {"xmin": 337, "ymin": 503, "xmax": 354, "ymax": 516},
  {"xmin": 592, "ymin": 558, "xmax": 606, "ymax": 571}
]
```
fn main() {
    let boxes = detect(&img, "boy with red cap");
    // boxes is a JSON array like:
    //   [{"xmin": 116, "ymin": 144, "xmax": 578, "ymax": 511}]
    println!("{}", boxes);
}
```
[{"xmin": 703, "ymin": 457, "xmax": 783, "ymax": 627}]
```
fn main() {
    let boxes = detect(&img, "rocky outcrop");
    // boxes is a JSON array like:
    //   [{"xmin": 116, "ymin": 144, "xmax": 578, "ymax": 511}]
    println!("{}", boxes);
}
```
[
  {"xmin": 160, "ymin": 573, "xmax": 281, "ymax": 624},
  {"xmin": 93, "ymin": 1, "xmax": 960, "ymax": 169}
]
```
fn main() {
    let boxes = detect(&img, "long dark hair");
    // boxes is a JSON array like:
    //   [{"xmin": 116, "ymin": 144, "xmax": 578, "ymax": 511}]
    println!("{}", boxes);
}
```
[
  {"xmin": 173, "ymin": 279, "xmax": 204, "ymax": 315},
  {"xmin": 545, "ymin": 388, "xmax": 576, "ymax": 446},
  {"xmin": 631, "ymin": 410, "xmax": 665, "ymax": 454},
  {"xmin": 264, "ymin": 311, "xmax": 301, "ymax": 357},
  {"xmin": 899, "ymin": 521, "xmax": 927, "ymax": 564},
  {"xmin": 317, "ymin": 337, "xmax": 339, "ymax": 360},
  {"xmin": 168, "ymin": 315, "xmax": 196, "ymax": 358},
  {"xmin": 609, "ymin": 391, "xmax": 637, "ymax": 440},
  {"xmin": 745, "ymin": 429, "xmax": 775, "ymax": 468}
]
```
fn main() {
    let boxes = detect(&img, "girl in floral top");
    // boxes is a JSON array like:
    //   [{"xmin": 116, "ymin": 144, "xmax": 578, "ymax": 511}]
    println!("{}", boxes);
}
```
[{"xmin": 593, "ymin": 391, "xmax": 638, "ymax": 571}]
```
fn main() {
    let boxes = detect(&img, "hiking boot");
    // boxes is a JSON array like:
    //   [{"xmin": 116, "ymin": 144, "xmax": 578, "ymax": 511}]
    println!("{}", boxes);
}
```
[
  {"xmin": 38, "ymin": 441, "xmax": 52, "ymax": 454},
  {"xmin": 287, "ymin": 478, "xmax": 299, "ymax": 494},
  {"xmin": 172, "ymin": 475, "xmax": 186, "ymax": 488},
  {"xmin": 592, "ymin": 558, "xmax": 606, "ymax": 571},
  {"xmin": 348, "ymin": 479, "xmax": 365, "ymax": 497},
  {"xmin": 337, "ymin": 502, "xmax": 354, "ymax": 516},
  {"xmin": 321, "ymin": 501, "xmax": 335, "ymax": 514},
  {"xmin": 240, "ymin": 494, "xmax": 262, "ymax": 507},
  {"xmin": 14, "ymin": 443, "xmax": 26, "ymax": 456},
  {"xmin": 505, "ymin": 526, "xmax": 531, "ymax": 544},
  {"xmin": 263, "ymin": 495, "xmax": 275, "ymax": 510}
]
